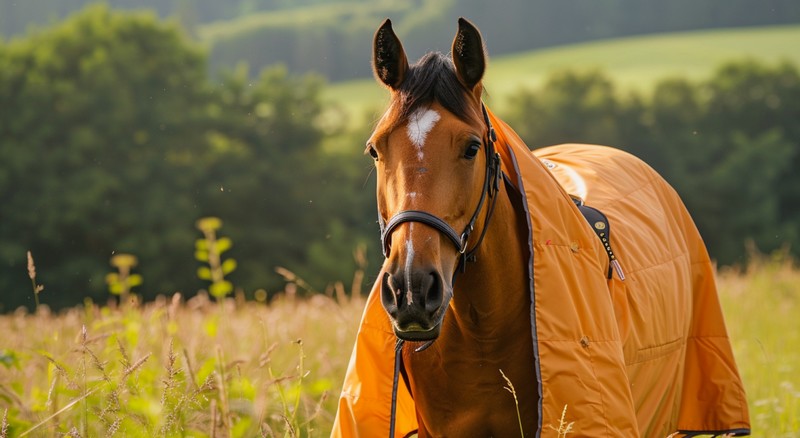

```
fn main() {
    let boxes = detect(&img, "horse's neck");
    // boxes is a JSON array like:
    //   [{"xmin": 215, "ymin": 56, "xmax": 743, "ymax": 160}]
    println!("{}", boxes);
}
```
[
  {"xmin": 449, "ymin": 179, "xmax": 531, "ymax": 340},
  {"xmin": 406, "ymin": 179, "xmax": 539, "ymax": 436}
]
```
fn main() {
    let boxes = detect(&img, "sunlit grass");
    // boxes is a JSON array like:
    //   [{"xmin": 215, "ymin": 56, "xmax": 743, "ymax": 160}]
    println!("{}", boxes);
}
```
[
  {"xmin": 717, "ymin": 251, "xmax": 800, "ymax": 437},
  {"xmin": 1, "ymin": 255, "xmax": 798, "ymax": 436},
  {"xmin": 0, "ymin": 291, "xmax": 364, "ymax": 436}
]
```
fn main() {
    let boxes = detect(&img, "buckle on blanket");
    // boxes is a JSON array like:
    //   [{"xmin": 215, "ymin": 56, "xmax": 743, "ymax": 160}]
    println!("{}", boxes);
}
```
[{"xmin": 572, "ymin": 198, "xmax": 626, "ymax": 281}]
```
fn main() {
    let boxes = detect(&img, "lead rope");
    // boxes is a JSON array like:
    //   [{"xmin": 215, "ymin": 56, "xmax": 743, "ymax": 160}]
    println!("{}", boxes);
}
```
[{"xmin": 389, "ymin": 338, "xmax": 405, "ymax": 438}]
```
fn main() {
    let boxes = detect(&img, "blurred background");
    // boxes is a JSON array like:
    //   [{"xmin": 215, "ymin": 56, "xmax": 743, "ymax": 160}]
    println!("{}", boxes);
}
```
[{"xmin": 1, "ymin": 0, "xmax": 799, "ymax": 310}]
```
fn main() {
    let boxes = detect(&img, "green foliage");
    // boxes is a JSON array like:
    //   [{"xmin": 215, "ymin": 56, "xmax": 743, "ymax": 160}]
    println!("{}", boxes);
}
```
[
  {"xmin": 0, "ymin": 5, "xmax": 376, "ymax": 310},
  {"xmin": 0, "ymin": 5, "xmax": 213, "ymax": 310},
  {"xmin": 506, "ymin": 69, "xmax": 627, "ymax": 148},
  {"xmin": 502, "ymin": 60, "xmax": 800, "ymax": 264}
]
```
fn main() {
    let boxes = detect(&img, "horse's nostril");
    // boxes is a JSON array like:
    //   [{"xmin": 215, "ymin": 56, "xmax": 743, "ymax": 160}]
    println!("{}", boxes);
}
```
[
  {"xmin": 380, "ymin": 272, "xmax": 399, "ymax": 316},
  {"xmin": 425, "ymin": 272, "xmax": 443, "ymax": 313}
]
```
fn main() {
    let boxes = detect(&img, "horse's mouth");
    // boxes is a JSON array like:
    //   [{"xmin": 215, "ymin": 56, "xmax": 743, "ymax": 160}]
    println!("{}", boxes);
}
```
[{"xmin": 393, "ymin": 322, "xmax": 441, "ymax": 341}]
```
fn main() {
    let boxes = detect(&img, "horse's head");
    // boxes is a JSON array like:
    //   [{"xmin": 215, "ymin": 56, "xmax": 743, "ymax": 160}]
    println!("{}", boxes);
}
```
[{"xmin": 367, "ymin": 18, "xmax": 498, "ymax": 341}]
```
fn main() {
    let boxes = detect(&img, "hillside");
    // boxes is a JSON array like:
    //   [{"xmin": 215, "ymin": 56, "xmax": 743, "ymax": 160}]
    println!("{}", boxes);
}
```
[
  {"xmin": 323, "ymin": 24, "xmax": 800, "ymax": 126},
  {"xmin": 4, "ymin": 1, "xmax": 798, "ymax": 84}
]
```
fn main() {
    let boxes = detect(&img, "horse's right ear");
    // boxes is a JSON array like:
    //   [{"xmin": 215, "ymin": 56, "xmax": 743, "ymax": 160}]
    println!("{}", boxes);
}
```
[{"xmin": 372, "ymin": 19, "xmax": 408, "ymax": 90}]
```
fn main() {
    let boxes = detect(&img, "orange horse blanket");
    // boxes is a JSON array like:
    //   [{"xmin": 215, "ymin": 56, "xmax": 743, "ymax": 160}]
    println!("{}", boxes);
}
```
[{"xmin": 332, "ymin": 108, "xmax": 750, "ymax": 437}]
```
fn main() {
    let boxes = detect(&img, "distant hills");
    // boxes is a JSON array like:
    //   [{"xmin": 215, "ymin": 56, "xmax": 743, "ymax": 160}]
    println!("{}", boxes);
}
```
[
  {"xmin": 2, "ymin": 0, "xmax": 799, "ymax": 81},
  {"xmin": 322, "ymin": 25, "xmax": 800, "ymax": 128}
]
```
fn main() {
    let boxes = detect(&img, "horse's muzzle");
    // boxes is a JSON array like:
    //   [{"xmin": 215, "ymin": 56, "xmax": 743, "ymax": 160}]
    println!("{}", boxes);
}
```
[{"xmin": 380, "ymin": 269, "xmax": 448, "ymax": 341}]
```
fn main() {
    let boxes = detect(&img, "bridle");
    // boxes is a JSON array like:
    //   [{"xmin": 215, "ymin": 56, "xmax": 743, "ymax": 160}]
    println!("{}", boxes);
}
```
[
  {"xmin": 378, "ymin": 104, "xmax": 503, "ymax": 273},
  {"xmin": 380, "ymin": 104, "xmax": 504, "ymax": 438}
]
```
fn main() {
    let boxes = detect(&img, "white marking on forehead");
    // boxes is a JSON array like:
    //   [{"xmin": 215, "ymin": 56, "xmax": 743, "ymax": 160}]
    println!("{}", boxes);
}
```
[{"xmin": 406, "ymin": 109, "xmax": 441, "ymax": 160}]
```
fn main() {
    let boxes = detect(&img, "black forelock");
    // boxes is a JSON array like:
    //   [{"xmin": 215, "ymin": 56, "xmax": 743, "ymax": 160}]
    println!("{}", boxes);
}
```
[{"xmin": 393, "ymin": 52, "xmax": 472, "ymax": 123}]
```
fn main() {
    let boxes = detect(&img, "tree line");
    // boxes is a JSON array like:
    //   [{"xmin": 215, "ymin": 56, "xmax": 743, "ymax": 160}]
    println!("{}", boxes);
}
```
[
  {"xmin": 501, "ymin": 63, "xmax": 800, "ymax": 265},
  {"xmin": 1, "ymin": 6, "xmax": 797, "ymax": 310}
]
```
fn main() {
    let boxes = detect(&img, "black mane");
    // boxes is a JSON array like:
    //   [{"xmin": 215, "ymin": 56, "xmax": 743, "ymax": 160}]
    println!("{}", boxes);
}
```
[{"xmin": 393, "ymin": 52, "xmax": 472, "ymax": 122}]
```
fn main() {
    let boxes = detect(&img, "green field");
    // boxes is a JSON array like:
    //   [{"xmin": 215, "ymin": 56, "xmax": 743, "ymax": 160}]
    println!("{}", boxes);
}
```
[
  {"xmin": 198, "ymin": 1, "xmax": 404, "ymax": 42},
  {"xmin": 323, "ymin": 24, "xmax": 800, "ymax": 125},
  {"xmin": 0, "ymin": 256, "xmax": 798, "ymax": 436}
]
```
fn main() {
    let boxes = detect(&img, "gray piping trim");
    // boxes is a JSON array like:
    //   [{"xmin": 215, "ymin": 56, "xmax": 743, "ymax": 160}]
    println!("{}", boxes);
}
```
[{"xmin": 501, "ymin": 143, "xmax": 543, "ymax": 436}]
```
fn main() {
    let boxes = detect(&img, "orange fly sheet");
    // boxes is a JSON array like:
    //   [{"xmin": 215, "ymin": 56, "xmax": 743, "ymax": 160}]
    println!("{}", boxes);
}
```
[
  {"xmin": 332, "ymin": 108, "xmax": 750, "ymax": 437},
  {"xmin": 333, "ymin": 17, "xmax": 749, "ymax": 438}
]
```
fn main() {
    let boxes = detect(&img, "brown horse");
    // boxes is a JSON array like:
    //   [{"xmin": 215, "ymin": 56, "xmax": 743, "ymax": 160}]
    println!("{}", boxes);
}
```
[
  {"xmin": 332, "ymin": 18, "xmax": 750, "ymax": 437},
  {"xmin": 369, "ymin": 19, "xmax": 538, "ymax": 437}
]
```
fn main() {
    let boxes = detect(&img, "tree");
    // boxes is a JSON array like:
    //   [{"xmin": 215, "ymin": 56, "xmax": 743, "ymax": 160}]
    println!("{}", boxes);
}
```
[
  {"xmin": 0, "ymin": 6, "xmax": 216, "ymax": 309},
  {"xmin": 503, "ymin": 69, "xmax": 628, "ymax": 149},
  {"xmin": 696, "ymin": 60, "xmax": 800, "ymax": 262},
  {"xmin": 195, "ymin": 65, "xmax": 375, "ymax": 293}
]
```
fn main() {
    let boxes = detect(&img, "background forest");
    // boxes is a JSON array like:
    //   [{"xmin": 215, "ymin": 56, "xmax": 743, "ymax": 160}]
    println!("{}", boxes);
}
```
[{"xmin": 1, "ymin": 1, "xmax": 799, "ymax": 310}]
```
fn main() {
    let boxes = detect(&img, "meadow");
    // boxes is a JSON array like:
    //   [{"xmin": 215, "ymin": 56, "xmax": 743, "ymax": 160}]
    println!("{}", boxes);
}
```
[
  {"xmin": 0, "ymin": 253, "xmax": 798, "ymax": 437},
  {"xmin": 3, "ymin": 10, "xmax": 799, "ymax": 437}
]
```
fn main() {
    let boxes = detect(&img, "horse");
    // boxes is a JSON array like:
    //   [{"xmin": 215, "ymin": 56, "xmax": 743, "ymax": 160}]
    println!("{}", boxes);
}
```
[{"xmin": 332, "ymin": 18, "xmax": 750, "ymax": 437}]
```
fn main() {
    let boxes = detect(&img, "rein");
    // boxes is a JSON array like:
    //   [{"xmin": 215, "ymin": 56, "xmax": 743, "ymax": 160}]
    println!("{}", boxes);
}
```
[{"xmin": 383, "ymin": 104, "xmax": 503, "ymax": 437}]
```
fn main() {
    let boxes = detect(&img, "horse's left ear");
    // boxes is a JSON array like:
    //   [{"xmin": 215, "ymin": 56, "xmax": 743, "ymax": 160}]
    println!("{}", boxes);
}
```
[{"xmin": 451, "ymin": 17, "xmax": 486, "ymax": 92}]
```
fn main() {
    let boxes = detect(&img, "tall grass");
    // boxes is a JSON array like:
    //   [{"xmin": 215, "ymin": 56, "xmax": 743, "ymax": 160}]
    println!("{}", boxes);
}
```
[
  {"xmin": 717, "ymin": 251, "xmax": 800, "ymax": 436},
  {"xmin": 0, "ymin": 255, "xmax": 798, "ymax": 436},
  {"xmin": 0, "ymin": 290, "xmax": 364, "ymax": 436}
]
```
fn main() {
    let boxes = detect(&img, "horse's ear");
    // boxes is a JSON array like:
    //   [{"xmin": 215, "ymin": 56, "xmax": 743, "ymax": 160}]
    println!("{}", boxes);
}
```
[
  {"xmin": 451, "ymin": 17, "xmax": 486, "ymax": 91},
  {"xmin": 373, "ymin": 19, "xmax": 409, "ymax": 90}
]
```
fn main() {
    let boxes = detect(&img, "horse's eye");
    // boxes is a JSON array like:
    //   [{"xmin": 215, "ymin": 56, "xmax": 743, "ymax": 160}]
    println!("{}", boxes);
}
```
[
  {"xmin": 366, "ymin": 144, "xmax": 379, "ymax": 160},
  {"xmin": 464, "ymin": 142, "xmax": 481, "ymax": 160}
]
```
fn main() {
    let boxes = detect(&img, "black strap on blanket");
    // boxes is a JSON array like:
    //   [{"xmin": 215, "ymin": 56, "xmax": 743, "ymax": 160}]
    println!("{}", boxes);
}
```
[{"xmin": 572, "ymin": 197, "xmax": 624, "ymax": 280}]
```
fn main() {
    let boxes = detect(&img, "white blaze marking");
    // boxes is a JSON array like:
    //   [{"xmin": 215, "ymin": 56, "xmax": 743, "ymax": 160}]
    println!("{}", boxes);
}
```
[
  {"xmin": 406, "ymin": 109, "xmax": 440, "ymax": 160},
  {"xmin": 405, "ymin": 233, "xmax": 414, "ymax": 305}
]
